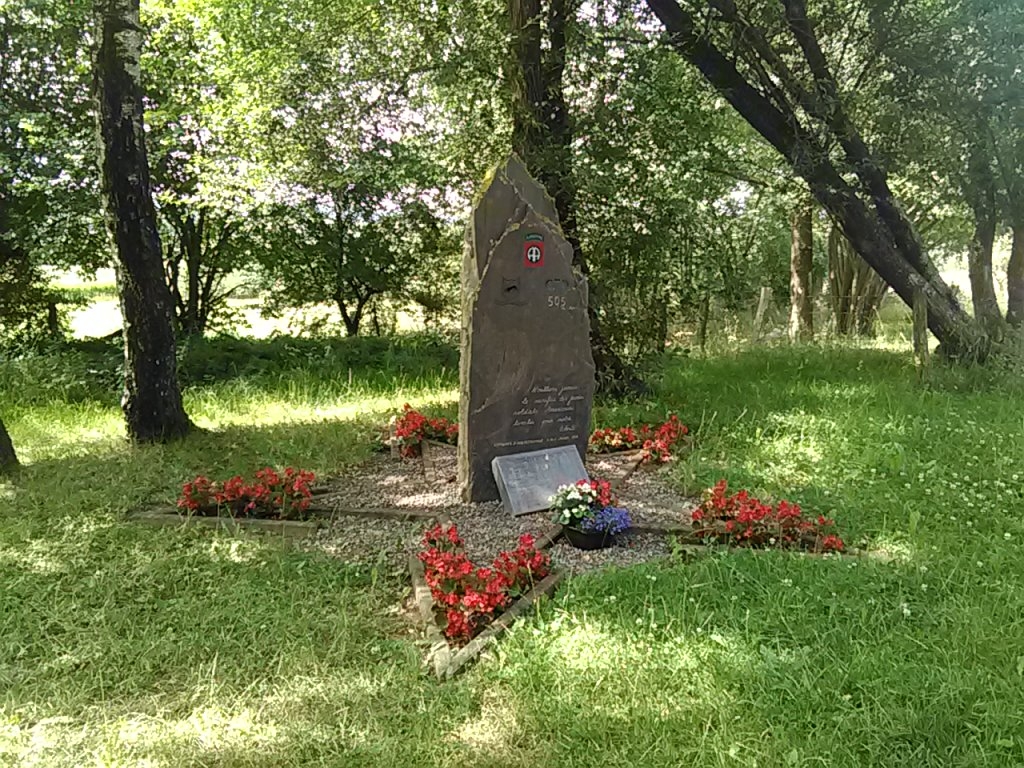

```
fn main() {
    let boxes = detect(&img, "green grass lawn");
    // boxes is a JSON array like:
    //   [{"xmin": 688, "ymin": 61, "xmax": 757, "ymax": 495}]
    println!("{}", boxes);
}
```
[{"xmin": 2, "ymin": 336, "xmax": 1023, "ymax": 767}]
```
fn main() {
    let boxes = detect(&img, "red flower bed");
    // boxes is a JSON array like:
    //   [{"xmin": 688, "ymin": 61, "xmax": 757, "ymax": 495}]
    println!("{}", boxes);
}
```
[
  {"xmin": 418, "ymin": 524, "xmax": 551, "ymax": 643},
  {"xmin": 590, "ymin": 413, "xmax": 689, "ymax": 463},
  {"xmin": 178, "ymin": 467, "xmax": 316, "ymax": 520},
  {"xmin": 692, "ymin": 480, "xmax": 844, "ymax": 552},
  {"xmin": 389, "ymin": 404, "xmax": 458, "ymax": 458}
]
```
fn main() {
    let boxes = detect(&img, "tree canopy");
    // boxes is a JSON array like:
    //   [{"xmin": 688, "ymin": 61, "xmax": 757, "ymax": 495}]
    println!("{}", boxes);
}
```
[{"xmin": 2, "ymin": 0, "xmax": 1021, "ymax": 368}]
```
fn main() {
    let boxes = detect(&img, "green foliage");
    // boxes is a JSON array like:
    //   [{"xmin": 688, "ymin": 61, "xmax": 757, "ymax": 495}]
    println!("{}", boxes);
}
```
[
  {"xmin": 175, "ymin": 332, "xmax": 459, "ymax": 386},
  {"xmin": 571, "ymin": 10, "xmax": 794, "ymax": 361},
  {"xmin": 0, "ymin": 251, "xmax": 64, "ymax": 348},
  {"xmin": 140, "ymin": 0, "xmax": 276, "ymax": 334},
  {"xmin": 0, "ymin": 1, "xmax": 105, "ymax": 270},
  {"xmin": 8, "ymin": 0, "xmax": 1024, "ymax": 363},
  {"xmin": 256, "ymin": 155, "xmax": 460, "ymax": 335}
]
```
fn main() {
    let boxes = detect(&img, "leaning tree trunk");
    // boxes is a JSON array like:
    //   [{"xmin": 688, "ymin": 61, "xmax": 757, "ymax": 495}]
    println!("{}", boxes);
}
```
[
  {"xmin": 645, "ymin": 0, "xmax": 989, "ymax": 361},
  {"xmin": 94, "ymin": 0, "xmax": 192, "ymax": 443},
  {"xmin": 828, "ymin": 225, "xmax": 854, "ymax": 334},
  {"xmin": 1008, "ymin": 225, "xmax": 1024, "ymax": 328},
  {"xmin": 789, "ymin": 196, "xmax": 814, "ymax": 341},
  {"xmin": 0, "ymin": 416, "xmax": 18, "ymax": 474},
  {"xmin": 508, "ymin": 0, "xmax": 643, "ymax": 393},
  {"xmin": 828, "ymin": 225, "xmax": 887, "ymax": 336}
]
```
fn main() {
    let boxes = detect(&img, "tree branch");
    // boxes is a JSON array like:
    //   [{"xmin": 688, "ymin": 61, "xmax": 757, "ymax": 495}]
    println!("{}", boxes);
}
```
[{"xmin": 780, "ymin": 0, "xmax": 956, "ymax": 308}]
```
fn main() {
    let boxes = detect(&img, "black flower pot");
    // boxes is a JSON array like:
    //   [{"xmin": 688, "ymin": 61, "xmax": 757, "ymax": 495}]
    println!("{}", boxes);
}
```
[{"xmin": 563, "ymin": 526, "xmax": 615, "ymax": 550}]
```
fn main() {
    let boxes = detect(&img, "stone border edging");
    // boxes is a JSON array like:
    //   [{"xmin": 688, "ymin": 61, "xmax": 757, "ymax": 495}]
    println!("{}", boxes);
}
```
[
  {"xmin": 128, "ymin": 503, "xmax": 443, "ymax": 540},
  {"xmin": 127, "ymin": 510, "xmax": 321, "ymax": 539},
  {"xmin": 408, "ymin": 552, "xmax": 566, "ymax": 680},
  {"xmin": 443, "ymin": 569, "xmax": 565, "ymax": 679},
  {"xmin": 534, "ymin": 525, "xmax": 564, "ymax": 549},
  {"xmin": 408, "ymin": 553, "xmax": 453, "ymax": 679},
  {"xmin": 627, "ymin": 524, "xmax": 870, "ymax": 559},
  {"xmin": 305, "ymin": 504, "xmax": 438, "ymax": 522},
  {"xmin": 609, "ymin": 451, "xmax": 646, "ymax": 492}
]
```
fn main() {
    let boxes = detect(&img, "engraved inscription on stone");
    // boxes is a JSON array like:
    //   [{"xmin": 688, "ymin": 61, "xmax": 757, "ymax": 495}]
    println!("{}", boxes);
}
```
[
  {"xmin": 458, "ymin": 155, "xmax": 596, "ymax": 503},
  {"xmin": 492, "ymin": 446, "xmax": 589, "ymax": 516},
  {"xmin": 499, "ymin": 384, "xmax": 585, "ymax": 444}
]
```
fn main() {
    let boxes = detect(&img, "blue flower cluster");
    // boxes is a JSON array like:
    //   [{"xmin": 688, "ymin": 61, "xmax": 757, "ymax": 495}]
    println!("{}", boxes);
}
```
[{"xmin": 580, "ymin": 506, "xmax": 632, "ymax": 535}]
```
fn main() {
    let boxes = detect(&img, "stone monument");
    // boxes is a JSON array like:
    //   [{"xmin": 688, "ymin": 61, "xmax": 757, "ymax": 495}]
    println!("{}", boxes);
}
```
[{"xmin": 458, "ymin": 156, "xmax": 596, "ymax": 503}]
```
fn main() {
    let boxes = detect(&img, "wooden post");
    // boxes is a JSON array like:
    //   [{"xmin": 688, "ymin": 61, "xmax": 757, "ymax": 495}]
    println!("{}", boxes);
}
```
[
  {"xmin": 752, "ymin": 286, "xmax": 772, "ymax": 341},
  {"xmin": 913, "ymin": 288, "xmax": 930, "ymax": 381},
  {"xmin": 388, "ymin": 424, "xmax": 400, "ymax": 459},
  {"xmin": 697, "ymin": 292, "xmax": 710, "ymax": 354}
]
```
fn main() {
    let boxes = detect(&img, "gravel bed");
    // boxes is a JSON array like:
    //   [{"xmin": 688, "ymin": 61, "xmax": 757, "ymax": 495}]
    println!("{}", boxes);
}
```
[
  {"xmin": 306, "ymin": 445, "xmax": 698, "ymax": 575},
  {"xmin": 613, "ymin": 467, "xmax": 699, "ymax": 531},
  {"xmin": 547, "ymin": 531, "xmax": 674, "ymax": 573}
]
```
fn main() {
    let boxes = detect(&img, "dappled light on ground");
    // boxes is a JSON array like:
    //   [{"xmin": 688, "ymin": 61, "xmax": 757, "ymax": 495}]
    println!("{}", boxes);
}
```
[
  {"xmin": 188, "ymin": 390, "xmax": 457, "ymax": 432},
  {"xmin": 447, "ymin": 692, "xmax": 523, "ymax": 761},
  {"xmin": 2, "ymin": 342, "xmax": 1024, "ymax": 766}
]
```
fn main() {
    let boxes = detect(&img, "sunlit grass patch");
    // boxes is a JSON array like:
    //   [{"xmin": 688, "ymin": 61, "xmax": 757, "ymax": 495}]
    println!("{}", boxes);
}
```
[{"xmin": 2, "ymin": 339, "xmax": 1024, "ymax": 766}]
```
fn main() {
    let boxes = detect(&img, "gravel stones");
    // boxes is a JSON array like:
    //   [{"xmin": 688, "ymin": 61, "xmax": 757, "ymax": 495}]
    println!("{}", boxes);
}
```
[{"xmin": 307, "ymin": 444, "xmax": 698, "ymax": 575}]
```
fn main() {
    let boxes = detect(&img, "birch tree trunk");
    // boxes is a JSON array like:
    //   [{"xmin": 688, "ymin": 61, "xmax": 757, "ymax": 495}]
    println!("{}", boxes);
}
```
[{"xmin": 94, "ymin": 0, "xmax": 192, "ymax": 443}]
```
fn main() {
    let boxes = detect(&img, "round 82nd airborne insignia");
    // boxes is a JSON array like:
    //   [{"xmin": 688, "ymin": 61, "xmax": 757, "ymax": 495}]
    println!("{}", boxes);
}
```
[{"xmin": 523, "ymin": 233, "xmax": 544, "ymax": 268}]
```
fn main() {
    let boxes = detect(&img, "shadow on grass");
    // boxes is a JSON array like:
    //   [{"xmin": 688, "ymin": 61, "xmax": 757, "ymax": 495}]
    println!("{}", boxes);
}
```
[
  {"xmin": 0, "ymin": 332, "xmax": 460, "ymax": 410},
  {"xmin": 9, "ymin": 543, "xmax": 1011, "ymax": 767},
  {"xmin": 5, "ymin": 394, "xmax": 463, "ymax": 516}
]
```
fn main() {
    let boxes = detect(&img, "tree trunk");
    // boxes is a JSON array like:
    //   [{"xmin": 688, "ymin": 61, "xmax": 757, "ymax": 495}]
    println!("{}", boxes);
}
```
[
  {"xmin": 165, "ymin": 235, "xmax": 185, "ymax": 321},
  {"xmin": 0, "ymin": 416, "xmax": 18, "ymax": 474},
  {"xmin": 1008, "ymin": 226, "xmax": 1024, "ymax": 328},
  {"xmin": 965, "ymin": 142, "xmax": 1003, "ymax": 337},
  {"xmin": 967, "ymin": 215, "xmax": 1001, "ymax": 337},
  {"xmin": 46, "ymin": 301, "xmax": 60, "ymax": 337},
  {"xmin": 335, "ymin": 289, "xmax": 368, "ymax": 337},
  {"xmin": 828, "ymin": 224, "xmax": 887, "ymax": 336},
  {"xmin": 645, "ymin": 0, "xmax": 989, "ymax": 361},
  {"xmin": 165, "ymin": 208, "xmax": 230, "ymax": 336},
  {"xmin": 855, "ymin": 275, "xmax": 888, "ymax": 336},
  {"xmin": 184, "ymin": 217, "xmax": 202, "ymax": 336},
  {"xmin": 508, "ymin": 0, "xmax": 644, "ymax": 393},
  {"xmin": 789, "ymin": 196, "xmax": 814, "ymax": 341},
  {"xmin": 371, "ymin": 302, "xmax": 382, "ymax": 336},
  {"xmin": 94, "ymin": 0, "xmax": 192, "ymax": 443},
  {"xmin": 654, "ymin": 289, "xmax": 668, "ymax": 354},
  {"xmin": 828, "ymin": 225, "xmax": 853, "ymax": 334}
]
